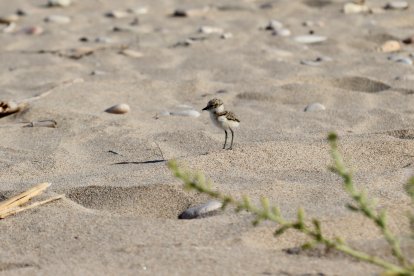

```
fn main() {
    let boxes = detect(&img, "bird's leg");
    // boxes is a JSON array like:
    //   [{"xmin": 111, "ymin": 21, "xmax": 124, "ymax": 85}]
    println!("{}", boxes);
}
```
[
  {"xmin": 228, "ymin": 128, "xmax": 234, "ymax": 150},
  {"xmin": 223, "ymin": 130, "xmax": 228, "ymax": 149}
]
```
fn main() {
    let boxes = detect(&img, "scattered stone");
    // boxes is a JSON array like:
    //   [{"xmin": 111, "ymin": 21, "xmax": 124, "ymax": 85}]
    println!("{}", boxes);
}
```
[
  {"xmin": 120, "ymin": 49, "xmax": 143, "ymax": 58},
  {"xmin": 16, "ymin": 9, "xmax": 26, "ymax": 16},
  {"xmin": 343, "ymin": 2, "xmax": 370, "ymax": 14},
  {"xmin": 178, "ymin": 200, "xmax": 223, "ymax": 219},
  {"xmin": 129, "ymin": 18, "xmax": 139, "ymax": 26},
  {"xmin": 95, "ymin": 37, "xmax": 111, "ymax": 43},
  {"xmin": 90, "ymin": 70, "xmax": 107, "ymax": 76},
  {"xmin": 199, "ymin": 26, "xmax": 224, "ymax": 34},
  {"xmin": 24, "ymin": 119, "xmax": 57, "ymax": 128},
  {"xmin": 300, "ymin": 56, "xmax": 332, "ymax": 66},
  {"xmin": 265, "ymin": 20, "xmax": 283, "ymax": 31},
  {"xmin": 294, "ymin": 35, "xmax": 327, "ymax": 44},
  {"xmin": 79, "ymin": 37, "xmax": 89, "ymax": 42},
  {"xmin": 395, "ymin": 74, "xmax": 414, "ymax": 81},
  {"xmin": 45, "ymin": 15, "xmax": 71, "ymax": 24},
  {"xmin": 402, "ymin": 36, "xmax": 414, "ymax": 44},
  {"xmin": 23, "ymin": 26, "xmax": 44, "ymax": 35},
  {"xmin": 169, "ymin": 110, "xmax": 200, "ymax": 117},
  {"xmin": 105, "ymin": 10, "xmax": 129, "ymax": 18},
  {"xmin": 48, "ymin": 0, "xmax": 71, "ymax": 7},
  {"xmin": 2, "ymin": 23, "xmax": 16, "ymax": 33},
  {"xmin": 221, "ymin": 32, "xmax": 233, "ymax": 39},
  {"xmin": 105, "ymin": 104, "xmax": 130, "ymax": 114},
  {"xmin": 127, "ymin": 7, "xmax": 148, "ymax": 15},
  {"xmin": 0, "ymin": 14, "xmax": 19, "ymax": 24},
  {"xmin": 173, "ymin": 7, "xmax": 209, "ymax": 17},
  {"xmin": 304, "ymin": 102, "xmax": 326, "ymax": 112},
  {"xmin": 384, "ymin": 1, "xmax": 409, "ymax": 10},
  {"xmin": 272, "ymin": 28, "xmax": 291, "ymax": 37},
  {"xmin": 379, "ymin": 40, "xmax": 401, "ymax": 52}
]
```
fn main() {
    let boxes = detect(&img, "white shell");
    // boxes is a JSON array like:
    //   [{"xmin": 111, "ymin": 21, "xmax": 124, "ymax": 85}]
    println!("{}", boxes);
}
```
[
  {"xmin": 105, "ymin": 104, "xmax": 130, "ymax": 114},
  {"xmin": 45, "ymin": 15, "xmax": 71, "ymax": 24},
  {"xmin": 48, "ymin": 0, "xmax": 71, "ymax": 7},
  {"xmin": 385, "ymin": 1, "xmax": 409, "ymax": 9},
  {"xmin": 304, "ymin": 102, "xmax": 326, "ymax": 112},
  {"xmin": 343, "ymin": 3, "xmax": 369, "ymax": 14},
  {"xmin": 121, "ymin": 49, "xmax": 143, "ymax": 58},
  {"xmin": 294, "ymin": 35, "xmax": 327, "ymax": 44},
  {"xmin": 380, "ymin": 40, "xmax": 401, "ymax": 53},
  {"xmin": 179, "ymin": 200, "xmax": 223, "ymax": 219},
  {"xmin": 199, "ymin": 26, "xmax": 224, "ymax": 34},
  {"xmin": 169, "ymin": 110, "xmax": 200, "ymax": 117}
]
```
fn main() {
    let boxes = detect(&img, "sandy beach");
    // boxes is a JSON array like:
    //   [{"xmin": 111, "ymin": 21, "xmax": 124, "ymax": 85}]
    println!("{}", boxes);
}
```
[{"xmin": 0, "ymin": 0, "xmax": 413, "ymax": 274}]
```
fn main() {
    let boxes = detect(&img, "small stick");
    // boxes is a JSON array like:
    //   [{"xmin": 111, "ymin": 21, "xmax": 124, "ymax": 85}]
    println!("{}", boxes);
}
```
[
  {"xmin": 154, "ymin": 141, "xmax": 165, "ymax": 160},
  {"xmin": 0, "ymin": 194, "xmax": 64, "ymax": 219},
  {"xmin": 0, "ymin": 182, "xmax": 50, "ymax": 212}
]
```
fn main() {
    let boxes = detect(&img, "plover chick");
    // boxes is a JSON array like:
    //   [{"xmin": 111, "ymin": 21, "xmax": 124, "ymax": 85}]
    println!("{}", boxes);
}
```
[{"xmin": 202, "ymin": 98, "xmax": 240, "ymax": 150}]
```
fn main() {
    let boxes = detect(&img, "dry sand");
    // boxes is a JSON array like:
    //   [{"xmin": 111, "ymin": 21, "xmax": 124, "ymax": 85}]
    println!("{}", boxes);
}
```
[{"xmin": 0, "ymin": 0, "xmax": 414, "ymax": 275}]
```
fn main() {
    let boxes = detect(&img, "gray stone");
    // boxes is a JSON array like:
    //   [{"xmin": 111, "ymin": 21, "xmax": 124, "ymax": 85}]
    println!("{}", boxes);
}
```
[{"xmin": 179, "ymin": 200, "xmax": 223, "ymax": 219}]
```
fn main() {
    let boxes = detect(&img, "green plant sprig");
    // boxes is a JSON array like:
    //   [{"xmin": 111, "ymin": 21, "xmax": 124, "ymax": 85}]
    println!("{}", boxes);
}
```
[{"xmin": 168, "ymin": 133, "xmax": 413, "ymax": 275}]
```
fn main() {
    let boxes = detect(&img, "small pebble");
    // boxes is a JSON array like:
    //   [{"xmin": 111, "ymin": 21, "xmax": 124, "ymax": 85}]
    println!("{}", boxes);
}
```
[
  {"xmin": 48, "ymin": 0, "xmax": 71, "ymax": 7},
  {"xmin": 272, "ymin": 28, "xmax": 291, "ymax": 37},
  {"xmin": 16, "ymin": 9, "xmax": 27, "ymax": 16},
  {"xmin": 300, "ymin": 56, "xmax": 332, "ymax": 66},
  {"xmin": 402, "ymin": 36, "xmax": 414, "ymax": 44},
  {"xmin": 106, "ymin": 10, "xmax": 129, "ymax": 18},
  {"xmin": 105, "ymin": 104, "xmax": 130, "ymax": 114},
  {"xmin": 90, "ymin": 70, "xmax": 107, "ymax": 76},
  {"xmin": 45, "ymin": 15, "xmax": 71, "ymax": 24},
  {"xmin": 127, "ymin": 7, "xmax": 148, "ymax": 15},
  {"xmin": 2, "ymin": 23, "xmax": 16, "ymax": 33},
  {"xmin": 294, "ymin": 35, "xmax": 327, "ymax": 44},
  {"xmin": 384, "ymin": 1, "xmax": 409, "ymax": 10},
  {"xmin": 221, "ymin": 32, "xmax": 233, "ymax": 39},
  {"xmin": 199, "ymin": 26, "xmax": 224, "ymax": 34},
  {"xmin": 178, "ymin": 200, "xmax": 223, "ymax": 219},
  {"xmin": 120, "ymin": 49, "xmax": 143, "ymax": 58},
  {"xmin": 265, "ymin": 20, "xmax": 283, "ymax": 31},
  {"xmin": 173, "ymin": 7, "xmax": 209, "ymax": 17},
  {"xmin": 395, "ymin": 74, "xmax": 414, "ymax": 81},
  {"xmin": 379, "ymin": 40, "xmax": 401, "ymax": 52},
  {"xmin": 304, "ymin": 103, "xmax": 326, "ymax": 112},
  {"xmin": 95, "ymin": 37, "xmax": 111, "ymax": 43},
  {"xmin": 343, "ymin": 3, "xmax": 370, "ymax": 14},
  {"xmin": 0, "ymin": 14, "xmax": 19, "ymax": 24},
  {"xmin": 23, "ymin": 26, "xmax": 44, "ymax": 35},
  {"xmin": 169, "ymin": 110, "xmax": 200, "ymax": 117}
]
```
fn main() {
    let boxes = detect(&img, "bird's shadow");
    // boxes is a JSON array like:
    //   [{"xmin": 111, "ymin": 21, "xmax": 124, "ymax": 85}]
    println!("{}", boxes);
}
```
[{"xmin": 112, "ymin": 159, "xmax": 166, "ymax": 165}]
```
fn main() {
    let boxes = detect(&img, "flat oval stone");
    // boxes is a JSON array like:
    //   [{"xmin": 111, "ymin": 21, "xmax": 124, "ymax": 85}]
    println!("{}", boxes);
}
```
[
  {"xmin": 304, "ymin": 102, "xmax": 326, "ymax": 112},
  {"xmin": 45, "ymin": 15, "xmax": 71, "ymax": 24},
  {"xmin": 179, "ymin": 200, "xmax": 223, "ymax": 219},
  {"xmin": 105, "ymin": 103, "xmax": 130, "ymax": 114},
  {"xmin": 294, "ymin": 35, "xmax": 327, "ymax": 44}
]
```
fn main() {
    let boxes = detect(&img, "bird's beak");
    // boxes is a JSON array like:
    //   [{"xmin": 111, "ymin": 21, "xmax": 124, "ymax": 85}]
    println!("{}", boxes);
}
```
[{"xmin": 202, "ymin": 106, "xmax": 209, "ymax": 111}]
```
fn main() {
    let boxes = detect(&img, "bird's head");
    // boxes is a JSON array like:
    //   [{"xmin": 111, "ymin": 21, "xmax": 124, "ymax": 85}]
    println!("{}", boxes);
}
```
[{"xmin": 202, "ymin": 98, "xmax": 224, "ymax": 112}]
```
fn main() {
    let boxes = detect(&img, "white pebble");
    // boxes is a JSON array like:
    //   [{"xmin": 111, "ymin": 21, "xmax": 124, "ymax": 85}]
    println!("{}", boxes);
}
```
[
  {"xmin": 294, "ymin": 35, "xmax": 327, "ymax": 44},
  {"xmin": 128, "ymin": 7, "xmax": 148, "ymax": 15},
  {"xmin": 304, "ymin": 103, "xmax": 326, "ymax": 112},
  {"xmin": 105, "ymin": 104, "xmax": 130, "ymax": 114},
  {"xmin": 179, "ymin": 200, "xmax": 223, "ymax": 219},
  {"xmin": 343, "ymin": 3, "xmax": 370, "ymax": 14},
  {"xmin": 273, "ymin": 28, "xmax": 291, "ymax": 37},
  {"xmin": 384, "ymin": 1, "xmax": 409, "ymax": 10},
  {"xmin": 169, "ymin": 110, "xmax": 200, "ymax": 117},
  {"xmin": 106, "ymin": 10, "xmax": 129, "ymax": 18},
  {"xmin": 221, "ymin": 32, "xmax": 233, "ymax": 39},
  {"xmin": 199, "ymin": 26, "xmax": 224, "ymax": 34},
  {"xmin": 265, "ymin": 20, "xmax": 283, "ymax": 31},
  {"xmin": 45, "ymin": 15, "xmax": 71, "ymax": 24},
  {"xmin": 48, "ymin": 0, "xmax": 71, "ymax": 7}
]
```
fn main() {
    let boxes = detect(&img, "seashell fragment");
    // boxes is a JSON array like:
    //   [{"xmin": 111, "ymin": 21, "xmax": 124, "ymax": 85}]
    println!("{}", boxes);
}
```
[
  {"xmin": 25, "ymin": 119, "xmax": 57, "ymax": 128},
  {"xmin": 304, "ymin": 102, "xmax": 326, "ymax": 112},
  {"xmin": 294, "ymin": 35, "xmax": 327, "ymax": 44},
  {"xmin": 380, "ymin": 40, "xmax": 401, "ymax": 52},
  {"xmin": 178, "ymin": 200, "xmax": 223, "ymax": 219},
  {"xmin": 45, "ymin": 15, "xmax": 71, "ymax": 24},
  {"xmin": 199, "ymin": 26, "xmax": 224, "ymax": 34},
  {"xmin": 120, "ymin": 49, "xmax": 143, "ymax": 58},
  {"xmin": 105, "ymin": 103, "xmax": 130, "ymax": 114},
  {"xmin": 48, "ymin": 0, "xmax": 71, "ymax": 7},
  {"xmin": 0, "ymin": 101, "xmax": 28, "ymax": 118}
]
